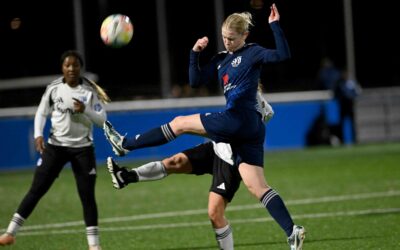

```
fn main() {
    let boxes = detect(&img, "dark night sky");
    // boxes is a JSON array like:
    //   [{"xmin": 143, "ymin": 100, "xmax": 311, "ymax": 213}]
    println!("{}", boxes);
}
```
[{"xmin": 0, "ymin": 0, "xmax": 399, "ymax": 107}]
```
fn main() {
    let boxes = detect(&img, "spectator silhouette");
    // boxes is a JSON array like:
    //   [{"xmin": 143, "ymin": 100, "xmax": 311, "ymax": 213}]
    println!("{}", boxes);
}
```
[
  {"xmin": 334, "ymin": 69, "xmax": 362, "ymax": 144},
  {"xmin": 316, "ymin": 57, "xmax": 341, "ymax": 91}
]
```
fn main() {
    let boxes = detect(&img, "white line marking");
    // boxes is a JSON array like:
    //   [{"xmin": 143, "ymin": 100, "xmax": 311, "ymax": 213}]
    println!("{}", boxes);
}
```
[
  {"xmin": 11, "ymin": 190, "xmax": 400, "ymax": 233},
  {"xmin": 18, "ymin": 207, "xmax": 400, "ymax": 236}
]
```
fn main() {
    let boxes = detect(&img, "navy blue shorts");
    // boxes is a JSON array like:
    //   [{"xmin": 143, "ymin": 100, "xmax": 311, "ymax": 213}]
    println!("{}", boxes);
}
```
[{"xmin": 200, "ymin": 109, "xmax": 265, "ymax": 166}]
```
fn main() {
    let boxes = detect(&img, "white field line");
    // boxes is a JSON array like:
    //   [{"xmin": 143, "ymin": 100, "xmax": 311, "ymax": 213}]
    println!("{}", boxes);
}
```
[
  {"xmin": 11, "ymin": 190, "xmax": 400, "ymax": 234},
  {"xmin": 18, "ymin": 207, "xmax": 400, "ymax": 236}
]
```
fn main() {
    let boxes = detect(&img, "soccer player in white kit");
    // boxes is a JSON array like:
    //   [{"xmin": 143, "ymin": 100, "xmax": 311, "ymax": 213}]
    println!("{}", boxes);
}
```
[{"xmin": 0, "ymin": 50, "xmax": 109, "ymax": 250}]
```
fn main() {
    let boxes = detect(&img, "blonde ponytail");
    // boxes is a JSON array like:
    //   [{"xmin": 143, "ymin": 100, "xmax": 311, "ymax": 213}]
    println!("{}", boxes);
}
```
[
  {"xmin": 83, "ymin": 77, "xmax": 111, "ymax": 104},
  {"xmin": 257, "ymin": 79, "xmax": 264, "ymax": 93}
]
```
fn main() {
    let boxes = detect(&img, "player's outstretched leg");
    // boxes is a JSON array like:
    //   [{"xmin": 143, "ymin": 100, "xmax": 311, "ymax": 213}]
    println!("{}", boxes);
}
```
[
  {"xmin": 107, "ymin": 157, "xmax": 168, "ymax": 189},
  {"xmin": 103, "ymin": 121, "xmax": 129, "ymax": 156},
  {"xmin": 287, "ymin": 225, "xmax": 306, "ymax": 250}
]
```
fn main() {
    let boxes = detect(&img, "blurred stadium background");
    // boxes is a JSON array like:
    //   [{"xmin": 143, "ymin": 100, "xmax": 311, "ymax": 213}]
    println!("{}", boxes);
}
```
[
  {"xmin": 1, "ymin": 0, "xmax": 399, "ymax": 102},
  {"xmin": 0, "ymin": 0, "xmax": 399, "ymax": 169}
]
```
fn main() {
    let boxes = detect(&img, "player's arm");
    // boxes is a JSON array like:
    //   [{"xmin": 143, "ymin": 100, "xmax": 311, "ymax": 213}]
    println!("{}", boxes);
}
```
[
  {"xmin": 256, "ymin": 85, "xmax": 274, "ymax": 123},
  {"xmin": 82, "ymin": 92, "xmax": 107, "ymax": 127},
  {"xmin": 34, "ymin": 86, "xmax": 53, "ymax": 153},
  {"xmin": 269, "ymin": 3, "xmax": 290, "ymax": 61},
  {"xmin": 189, "ymin": 50, "xmax": 219, "ymax": 88}
]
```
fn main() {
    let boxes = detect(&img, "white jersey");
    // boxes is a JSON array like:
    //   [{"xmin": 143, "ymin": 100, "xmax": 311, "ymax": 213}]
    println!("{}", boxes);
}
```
[
  {"xmin": 212, "ymin": 141, "xmax": 234, "ymax": 166},
  {"xmin": 34, "ymin": 77, "xmax": 107, "ymax": 147}
]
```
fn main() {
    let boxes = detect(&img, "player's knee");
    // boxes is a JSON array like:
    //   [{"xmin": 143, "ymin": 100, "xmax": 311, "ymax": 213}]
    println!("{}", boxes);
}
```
[
  {"xmin": 163, "ymin": 156, "xmax": 179, "ymax": 170},
  {"xmin": 244, "ymin": 183, "xmax": 269, "ymax": 199},
  {"xmin": 163, "ymin": 153, "xmax": 190, "ymax": 173},
  {"xmin": 208, "ymin": 207, "xmax": 223, "ymax": 225},
  {"xmin": 245, "ymin": 186, "xmax": 258, "ymax": 198},
  {"xmin": 170, "ymin": 116, "xmax": 190, "ymax": 134}
]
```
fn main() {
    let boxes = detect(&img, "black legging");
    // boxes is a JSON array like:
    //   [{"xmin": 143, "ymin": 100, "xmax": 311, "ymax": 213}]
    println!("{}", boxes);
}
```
[{"xmin": 16, "ymin": 144, "xmax": 98, "ymax": 226}]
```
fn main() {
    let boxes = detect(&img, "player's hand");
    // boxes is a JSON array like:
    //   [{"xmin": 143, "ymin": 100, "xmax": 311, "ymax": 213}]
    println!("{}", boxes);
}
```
[
  {"xmin": 35, "ymin": 136, "xmax": 45, "ymax": 154},
  {"xmin": 72, "ymin": 97, "xmax": 85, "ymax": 113},
  {"xmin": 268, "ymin": 3, "xmax": 280, "ymax": 23},
  {"xmin": 193, "ymin": 36, "xmax": 209, "ymax": 52},
  {"xmin": 263, "ymin": 102, "xmax": 274, "ymax": 122}
]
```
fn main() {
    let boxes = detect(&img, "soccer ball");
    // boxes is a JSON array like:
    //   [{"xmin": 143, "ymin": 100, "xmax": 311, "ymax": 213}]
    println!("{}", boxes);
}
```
[{"xmin": 100, "ymin": 14, "xmax": 134, "ymax": 48}]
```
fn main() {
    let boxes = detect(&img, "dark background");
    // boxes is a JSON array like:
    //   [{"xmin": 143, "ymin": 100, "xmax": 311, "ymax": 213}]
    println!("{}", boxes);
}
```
[{"xmin": 0, "ymin": 0, "xmax": 399, "ymax": 107}]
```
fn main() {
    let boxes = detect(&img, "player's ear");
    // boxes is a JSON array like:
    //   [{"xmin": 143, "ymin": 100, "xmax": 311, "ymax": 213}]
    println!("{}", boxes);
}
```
[{"xmin": 243, "ymin": 31, "xmax": 249, "ymax": 40}]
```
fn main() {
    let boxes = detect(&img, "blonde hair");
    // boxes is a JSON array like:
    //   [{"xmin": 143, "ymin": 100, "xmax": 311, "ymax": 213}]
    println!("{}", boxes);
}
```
[
  {"xmin": 257, "ymin": 79, "xmax": 264, "ymax": 93},
  {"xmin": 83, "ymin": 77, "xmax": 111, "ymax": 104},
  {"xmin": 222, "ymin": 12, "xmax": 254, "ymax": 34}
]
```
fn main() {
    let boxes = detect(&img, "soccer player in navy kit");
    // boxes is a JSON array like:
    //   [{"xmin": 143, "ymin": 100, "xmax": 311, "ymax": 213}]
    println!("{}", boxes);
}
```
[
  {"xmin": 104, "ymin": 4, "xmax": 305, "ymax": 249},
  {"xmin": 0, "ymin": 50, "xmax": 108, "ymax": 250},
  {"xmin": 106, "ymin": 91, "xmax": 273, "ymax": 250}
]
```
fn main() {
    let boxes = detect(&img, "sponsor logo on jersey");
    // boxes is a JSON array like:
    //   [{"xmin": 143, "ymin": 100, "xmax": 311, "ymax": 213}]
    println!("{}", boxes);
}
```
[
  {"xmin": 223, "ymin": 83, "xmax": 236, "ymax": 93},
  {"xmin": 222, "ymin": 74, "xmax": 229, "ymax": 86},
  {"xmin": 54, "ymin": 97, "xmax": 75, "ymax": 114},
  {"xmin": 222, "ymin": 73, "xmax": 236, "ymax": 93}
]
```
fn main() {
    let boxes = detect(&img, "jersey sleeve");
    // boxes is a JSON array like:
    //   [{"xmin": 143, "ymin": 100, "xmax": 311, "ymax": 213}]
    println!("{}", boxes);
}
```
[
  {"xmin": 34, "ymin": 85, "xmax": 53, "ymax": 138},
  {"xmin": 256, "ymin": 21, "xmax": 291, "ymax": 63},
  {"xmin": 83, "ymin": 91, "xmax": 107, "ymax": 127},
  {"xmin": 188, "ymin": 50, "xmax": 218, "ymax": 88},
  {"xmin": 270, "ymin": 21, "xmax": 291, "ymax": 61}
]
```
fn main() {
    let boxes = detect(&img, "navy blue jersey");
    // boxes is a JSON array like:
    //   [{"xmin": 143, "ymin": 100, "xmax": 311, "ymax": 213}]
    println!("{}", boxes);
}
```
[
  {"xmin": 189, "ymin": 21, "xmax": 290, "ymax": 166},
  {"xmin": 189, "ymin": 21, "xmax": 290, "ymax": 111}
]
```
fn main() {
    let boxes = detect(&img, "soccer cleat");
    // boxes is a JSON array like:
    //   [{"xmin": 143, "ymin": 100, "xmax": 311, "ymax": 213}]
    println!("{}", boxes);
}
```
[
  {"xmin": 107, "ymin": 157, "xmax": 128, "ymax": 189},
  {"xmin": 287, "ymin": 225, "xmax": 306, "ymax": 250},
  {"xmin": 0, "ymin": 233, "xmax": 15, "ymax": 246},
  {"xmin": 103, "ymin": 121, "xmax": 129, "ymax": 156}
]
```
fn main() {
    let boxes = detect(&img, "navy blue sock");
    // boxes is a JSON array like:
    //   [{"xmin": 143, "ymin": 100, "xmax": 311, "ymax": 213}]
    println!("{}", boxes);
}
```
[
  {"xmin": 123, "ymin": 124, "xmax": 176, "ymax": 150},
  {"xmin": 260, "ymin": 189, "xmax": 294, "ymax": 237}
]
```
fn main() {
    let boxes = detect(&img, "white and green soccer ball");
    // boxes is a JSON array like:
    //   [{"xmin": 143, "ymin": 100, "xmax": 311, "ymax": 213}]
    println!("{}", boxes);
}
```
[{"xmin": 100, "ymin": 14, "xmax": 134, "ymax": 48}]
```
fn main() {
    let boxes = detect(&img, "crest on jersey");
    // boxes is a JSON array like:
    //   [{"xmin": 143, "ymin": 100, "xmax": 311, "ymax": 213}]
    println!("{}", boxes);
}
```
[
  {"xmin": 231, "ymin": 56, "xmax": 242, "ymax": 67},
  {"xmin": 94, "ymin": 103, "xmax": 102, "ymax": 112}
]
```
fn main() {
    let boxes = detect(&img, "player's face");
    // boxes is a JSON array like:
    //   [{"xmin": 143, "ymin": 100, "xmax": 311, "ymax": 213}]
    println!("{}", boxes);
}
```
[
  {"xmin": 222, "ymin": 27, "xmax": 247, "ymax": 53},
  {"xmin": 62, "ymin": 56, "xmax": 81, "ymax": 86}
]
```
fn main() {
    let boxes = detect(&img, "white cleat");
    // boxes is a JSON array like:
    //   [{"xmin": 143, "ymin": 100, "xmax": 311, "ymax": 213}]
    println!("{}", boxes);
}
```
[
  {"xmin": 103, "ymin": 121, "xmax": 129, "ymax": 156},
  {"xmin": 287, "ymin": 225, "xmax": 306, "ymax": 250}
]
